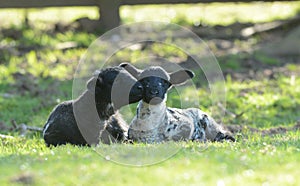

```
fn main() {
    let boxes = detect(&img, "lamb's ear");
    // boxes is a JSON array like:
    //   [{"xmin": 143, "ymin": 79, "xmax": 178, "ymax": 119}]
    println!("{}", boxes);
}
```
[
  {"xmin": 87, "ymin": 77, "xmax": 96, "ymax": 91},
  {"xmin": 87, "ymin": 70, "xmax": 102, "ymax": 91},
  {"xmin": 92, "ymin": 70, "xmax": 101, "ymax": 77},
  {"xmin": 86, "ymin": 76, "xmax": 103, "ymax": 91},
  {"xmin": 119, "ymin": 62, "xmax": 142, "ymax": 79},
  {"xmin": 169, "ymin": 69, "xmax": 194, "ymax": 85}
]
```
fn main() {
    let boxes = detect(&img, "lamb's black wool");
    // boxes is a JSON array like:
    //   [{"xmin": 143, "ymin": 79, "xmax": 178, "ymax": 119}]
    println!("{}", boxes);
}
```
[{"xmin": 43, "ymin": 66, "xmax": 143, "ymax": 146}]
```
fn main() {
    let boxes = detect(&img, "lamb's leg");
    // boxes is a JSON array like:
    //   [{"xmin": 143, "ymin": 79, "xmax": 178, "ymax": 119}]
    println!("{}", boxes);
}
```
[
  {"xmin": 191, "ymin": 109, "xmax": 235, "ymax": 142},
  {"xmin": 191, "ymin": 115, "xmax": 207, "ymax": 142},
  {"xmin": 100, "ymin": 113, "xmax": 129, "ymax": 144},
  {"xmin": 214, "ymin": 131, "xmax": 236, "ymax": 142},
  {"xmin": 204, "ymin": 115, "xmax": 235, "ymax": 142}
]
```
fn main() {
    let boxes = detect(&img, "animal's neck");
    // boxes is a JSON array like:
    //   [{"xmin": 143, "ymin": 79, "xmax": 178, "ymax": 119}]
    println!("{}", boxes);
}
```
[
  {"xmin": 138, "ymin": 101, "xmax": 167, "ymax": 116},
  {"xmin": 137, "ymin": 97, "xmax": 167, "ymax": 121},
  {"xmin": 96, "ymin": 101, "xmax": 115, "ymax": 119},
  {"xmin": 76, "ymin": 90, "xmax": 114, "ymax": 120}
]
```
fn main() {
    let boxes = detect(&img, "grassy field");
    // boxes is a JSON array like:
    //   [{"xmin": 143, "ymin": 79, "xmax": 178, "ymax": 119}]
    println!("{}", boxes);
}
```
[
  {"xmin": 1, "ymin": 2, "xmax": 300, "ymax": 185},
  {"xmin": 1, "ymin": 132, "xmax": 300, "ymax": 185}
]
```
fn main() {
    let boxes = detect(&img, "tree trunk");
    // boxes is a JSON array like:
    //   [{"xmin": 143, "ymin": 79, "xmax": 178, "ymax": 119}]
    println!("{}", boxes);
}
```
[{"xmin": 98, "ymin": 0, "xmax": 121, "ymax": 30}]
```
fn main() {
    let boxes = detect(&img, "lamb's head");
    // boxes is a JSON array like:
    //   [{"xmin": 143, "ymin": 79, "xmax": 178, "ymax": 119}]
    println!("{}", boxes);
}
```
[
  {"xmin": 87, "ymin": 65, "xmax": 143, "ymax": 109},
  {"xmin": 120, "ymin": 63, "xmax": 194, "ymax": 105}
]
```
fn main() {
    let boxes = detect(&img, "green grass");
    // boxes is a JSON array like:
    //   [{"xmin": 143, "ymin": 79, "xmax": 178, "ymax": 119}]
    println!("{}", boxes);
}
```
[
  {"xmin": 122, "ymin": 2, "xmax": 300, "ymax": 26},
  {"xmin": 1, "ymin": 132, "xmax": 300, "ymax": 185},
  {"xmin": 1, "ymin": 3, "xmax": 300, "ymax": 185}
]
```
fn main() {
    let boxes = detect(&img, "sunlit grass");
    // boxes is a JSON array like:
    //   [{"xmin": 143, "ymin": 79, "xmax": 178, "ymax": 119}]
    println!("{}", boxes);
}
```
[
  {"xmin": 122, "ymin": 2, "xmax": 300, "ymax": 26},
  {"xmin": 0, "ymin": 7, "xmax": 99, "ymax": 28},
  {"xmin": 1, "ymin": 132, "xmax": 300, "ymax": 185},
  {"xmin": 224, "ymin": 74, "xmax": 300, "ymax": 127}
]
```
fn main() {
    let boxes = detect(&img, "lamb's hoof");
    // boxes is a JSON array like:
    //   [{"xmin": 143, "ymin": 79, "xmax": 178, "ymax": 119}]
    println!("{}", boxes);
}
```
[
  {"xmin": 214, "ymin": 132, "xmax": 235, "ymax": 142},
  {"xmin": 123, "ymin": 139, "xmax": 134, "ymax": 144}
]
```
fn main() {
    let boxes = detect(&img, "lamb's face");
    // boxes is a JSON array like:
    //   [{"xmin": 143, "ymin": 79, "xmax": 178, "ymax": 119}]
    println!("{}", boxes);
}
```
[
  {"xmin": 120, "ymin": 63, "xmax": 195, "ymax": 106},
  {"xmin": 139, "ymin": 76, "xmax": 170, "ymax": 105},
  {"xmin": 92, "ymin": 67, "xmax": 143, "ymax": 109}
]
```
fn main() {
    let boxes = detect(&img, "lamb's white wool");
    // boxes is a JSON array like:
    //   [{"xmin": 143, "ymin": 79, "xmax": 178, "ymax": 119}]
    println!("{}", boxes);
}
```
[
  {"xmin": 134, "ymin": 98, "xmax": 167, "ymax": 130},
  {"xmin": 128, "ymin": 96, "xmax": 209, "ymax": 143},
  {"xmin": 129, "ymin": 97, "xmax": 230, "ymax": 143},
  {"xmin": 123, "ymin": 63, "xmax": 235, "ymax": 143},
  {"xmin": 129, "ymin": 97, "xmax": 167, "ymax": 143}
]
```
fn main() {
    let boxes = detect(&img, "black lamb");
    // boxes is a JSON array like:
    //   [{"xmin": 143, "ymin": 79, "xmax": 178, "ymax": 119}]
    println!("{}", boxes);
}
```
[{"xmin": 43, "ymin": 65, "xmax": 143, "ymax": 146}]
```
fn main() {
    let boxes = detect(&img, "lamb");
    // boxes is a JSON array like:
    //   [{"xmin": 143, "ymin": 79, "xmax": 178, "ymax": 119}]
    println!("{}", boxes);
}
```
[
  {"xmin": 43, "ymin": 65, "xmax": 143, "ymax": 146},
  {"xmin": 121, "ymin": 63, "xmax": 235, "ymax": 143}
]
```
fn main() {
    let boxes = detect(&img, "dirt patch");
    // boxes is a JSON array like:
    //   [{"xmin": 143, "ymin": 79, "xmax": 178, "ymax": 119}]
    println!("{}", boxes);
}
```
[
  {"xmin": 225, "ymin": 121, "xmax": 300, "ymax": 136},
  {"xmin": 177, "ymin": 17, "xmax": 300, "ymax": 82},
  {"xmin": 10, "ymin": 173, "xmax": 35, "ymax": 185},
  {"xmin": 9, "ymin": 72, "xmax": 63, "ymax": 109}
]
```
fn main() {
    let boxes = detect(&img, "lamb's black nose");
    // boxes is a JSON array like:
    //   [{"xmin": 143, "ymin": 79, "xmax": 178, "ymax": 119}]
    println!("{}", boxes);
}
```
[{"xmin": 150, "ymin": 89, "xmax": 159, "ymax": 95}]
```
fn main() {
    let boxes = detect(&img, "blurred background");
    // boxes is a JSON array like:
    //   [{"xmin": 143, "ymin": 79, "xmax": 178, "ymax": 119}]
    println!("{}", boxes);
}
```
[{"xmin": 0, "ymin": 1, "xmax": 299, "ymax": 131}]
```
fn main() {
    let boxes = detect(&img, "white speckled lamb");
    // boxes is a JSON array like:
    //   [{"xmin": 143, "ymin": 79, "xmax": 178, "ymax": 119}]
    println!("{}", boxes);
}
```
[{"xmin": 121, "ymin": 63, "xmax": 235, "ymax": 143}]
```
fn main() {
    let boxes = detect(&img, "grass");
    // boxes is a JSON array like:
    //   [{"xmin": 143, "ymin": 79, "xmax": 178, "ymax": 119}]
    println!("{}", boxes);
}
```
[
  {"xmin": 1, "ymin": 132, "xmax": 300, "ymax": 185},
  {"xmin": 121, "ymin": 2, "xmax": 300, "ymax": 26},
  {"xmin": 1, "ymin": 2, "xmax": 300, "ymax": 185}
]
